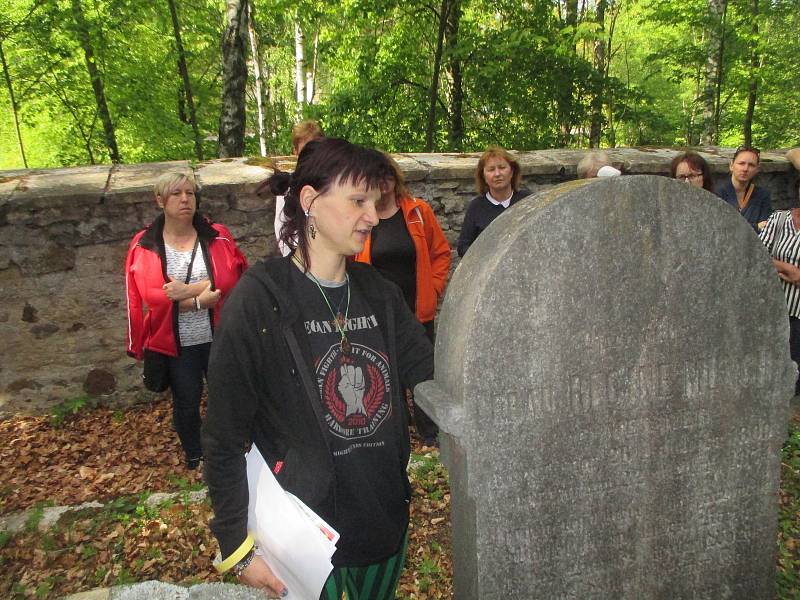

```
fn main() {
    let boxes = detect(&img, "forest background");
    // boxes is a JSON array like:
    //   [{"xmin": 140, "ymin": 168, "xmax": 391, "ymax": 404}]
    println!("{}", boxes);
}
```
[{"xmin": 1, "ymin": 0, "xmax": 798, "ymax": 170}]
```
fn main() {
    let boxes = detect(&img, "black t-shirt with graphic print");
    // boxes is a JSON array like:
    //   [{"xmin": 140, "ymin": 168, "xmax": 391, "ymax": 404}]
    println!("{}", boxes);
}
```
[{"xmin": 290, "ymin": 266, "xmax": 409, "ymax": 567}]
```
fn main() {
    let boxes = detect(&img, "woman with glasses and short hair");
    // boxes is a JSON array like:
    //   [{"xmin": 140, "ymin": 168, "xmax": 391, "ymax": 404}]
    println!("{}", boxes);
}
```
[
  {"xmin": 715, "ymin": 146, "xmax": 771, "ymax": 231},
  {"xmin": 670, "ymin": 152, "xmax": 714, "ymax": 193}
]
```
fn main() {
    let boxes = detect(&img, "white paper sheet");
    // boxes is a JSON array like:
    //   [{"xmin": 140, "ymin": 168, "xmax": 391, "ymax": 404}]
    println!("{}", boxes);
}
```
[{"xmin": 246, "ymin": 446, "xmax": 337, "ymax": 600}]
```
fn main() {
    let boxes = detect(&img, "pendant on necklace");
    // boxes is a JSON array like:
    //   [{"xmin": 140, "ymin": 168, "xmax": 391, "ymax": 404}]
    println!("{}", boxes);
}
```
[
  {"xmin": 335, "ymin": 312, "xmax": 347, "ymax": 330},
  {"xmin": 340, "ymin": 336, "xmax": 352, "ymax": 356}
]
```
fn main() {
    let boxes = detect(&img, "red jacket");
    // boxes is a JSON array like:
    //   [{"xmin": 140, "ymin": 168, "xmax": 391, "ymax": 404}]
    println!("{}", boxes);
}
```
[
  {"xmin": 125, "ymin": 219, "xmax": 248, "ymax": 360},
  {"xmin": 354, "ymin": 196, "xmax": 451, "ymax": 323}
]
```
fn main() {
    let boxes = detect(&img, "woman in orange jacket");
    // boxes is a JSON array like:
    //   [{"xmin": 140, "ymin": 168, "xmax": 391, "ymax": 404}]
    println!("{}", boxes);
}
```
[{"xmin": 353, "ymin": 155, "xmax": 451, "ymax": 445}]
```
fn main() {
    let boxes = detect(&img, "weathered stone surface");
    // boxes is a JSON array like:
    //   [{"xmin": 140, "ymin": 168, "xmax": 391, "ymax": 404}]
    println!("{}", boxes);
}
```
[
  {"xmin": 417, "ymin": 175, "xmax": 793, "ymax": 599},
  {"xmin": 84, "ymin": 368, "xmax": 117, "ymax": 395},
  {"xmin": 195, "ymin": 157, "xmax": 272, "ymax": 197},
  {"xmin": 6, "ymin": 378, "xmax": 42, "ymax": 392},
  {"xmin": 405, "ymin": 152, "xmax": 480, "ymax": 180},
  {"xmin": 11, "ymin": 242, "xmax": 76, "ymax": 275},
  {"xmin": 392, "ymin": 154, "xmax": 428, "ymax": 181},
  {"xmin": 0, "ymin": 150, "xmax": 797, "ymax": 416},
  {"xmin": 30, "ymin": 322, "xmax": 59, "ymax": 339},
  {"xmin": 6, "ymin": 164, "xmax": 110, "ymax": 210},
  {"xmin": 109, "ymin": 581, "xmax": 268, "ymax": 599},
  {"xmin": 21, "ymin": 302, "xmax": 38, "ymax": 322},
  {"xmin": 105, "ymin": 161, "xmax": 192, "ymax": 206}
]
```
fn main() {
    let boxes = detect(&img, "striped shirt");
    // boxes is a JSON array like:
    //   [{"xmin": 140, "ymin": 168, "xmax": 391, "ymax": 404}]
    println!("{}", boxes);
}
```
[
  {"xmin": 165, "ymin": 243, "xmax": 213, "ymax": 346},
  {"xmin": 760, "ymin": 210, "xmax": 800, "ymax": 317}
]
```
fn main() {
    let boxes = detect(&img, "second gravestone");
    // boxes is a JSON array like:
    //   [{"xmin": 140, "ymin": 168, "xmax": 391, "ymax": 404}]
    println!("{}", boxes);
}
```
[{"xmin": 417, "ymin": 175, "xmax": 793, "ymax": 599}]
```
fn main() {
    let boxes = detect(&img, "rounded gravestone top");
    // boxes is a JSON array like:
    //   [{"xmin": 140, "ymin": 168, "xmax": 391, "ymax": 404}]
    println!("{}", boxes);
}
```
[{"xmin": 435, "ymin": 175, "xmax": 791, "ymax": 424}]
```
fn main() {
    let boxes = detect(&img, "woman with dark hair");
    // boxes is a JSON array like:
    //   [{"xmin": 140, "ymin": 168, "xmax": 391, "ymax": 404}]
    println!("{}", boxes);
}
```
[
  {"xmin": 203, "ymin": 138, "xmax": 434, "ymax": 599},
  {"xmin": 353, "ymin": 155, "xmax": 451, "ymax": 446},
  {"xmin": 715, "ymin": 146, "xmax": 772, "ymax": 231},
  {"xmin": 670, "ymin": 151, "xmax": 714, "ymax": 193},
  {"xmin": 457, "ymin": 145, "xmax": 530, "ymax": 257},
  {"xmin": 125, "ymin": 171, "xmax": 248, "ymax": 470}
]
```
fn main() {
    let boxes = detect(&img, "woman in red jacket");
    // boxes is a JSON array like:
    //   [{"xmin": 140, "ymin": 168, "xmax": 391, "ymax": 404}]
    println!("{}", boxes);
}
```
[
  {"xmin": 125, "ymin": 171, "xmax": 247, "ymax": 470},
  {"xmin": 353, "ymin": 156, "xmax": 451, "ymax": 445}
]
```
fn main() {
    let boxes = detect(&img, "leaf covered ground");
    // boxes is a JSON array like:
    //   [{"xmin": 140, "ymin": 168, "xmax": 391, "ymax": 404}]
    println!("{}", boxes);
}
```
[
  {"xmin": 1, "ymin": 400, "xmax": 799, "ymax": 599},
  {"xmin": 0, "ymin": 399, "xmax": 452, "ymax": 599}
]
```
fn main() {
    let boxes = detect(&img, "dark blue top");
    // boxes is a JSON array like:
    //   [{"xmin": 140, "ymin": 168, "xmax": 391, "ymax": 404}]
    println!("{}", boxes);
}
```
[
  {"xmin": 457, "ymin": 188, "xmax": 531, "ymax": 257},
  {"xmin": 714, "ymin": 179, "xmax": 772, "ymax": 230}
]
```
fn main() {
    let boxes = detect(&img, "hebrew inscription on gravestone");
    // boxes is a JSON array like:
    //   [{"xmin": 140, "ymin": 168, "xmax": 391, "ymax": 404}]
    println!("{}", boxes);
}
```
[{"xmin": 417, "ymin": 175, "xmax": 793, "ymax": 600}]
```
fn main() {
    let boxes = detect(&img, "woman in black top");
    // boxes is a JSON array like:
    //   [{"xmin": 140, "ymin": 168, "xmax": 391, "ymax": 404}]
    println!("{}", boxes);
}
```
[
  {"xmin": 457, "ymin": 145, "xmax": 530, "ymax": 257},
  {"xmin": 353, "ymin": 156, "xmax": 451, "ymax": 446},
  {"xmin": 203, "ymin": 138, "xmax": 434, "ymax": 599}
]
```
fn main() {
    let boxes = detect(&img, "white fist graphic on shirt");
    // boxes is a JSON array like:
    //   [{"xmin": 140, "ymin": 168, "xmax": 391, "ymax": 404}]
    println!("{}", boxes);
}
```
[{"xmin": 338, "ymin": 364, "xmax": 367, "ymax": 417}]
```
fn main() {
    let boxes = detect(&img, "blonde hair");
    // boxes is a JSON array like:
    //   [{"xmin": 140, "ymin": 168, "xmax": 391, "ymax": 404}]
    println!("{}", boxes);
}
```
[
  {"xmin": 153, "ymin": 170, "xmax": 197, "ymax": 202},
  {"xmin": 475, "ymin": 146, "xmax": 522, "ymax": 194},
  {"xmin": 291, "ymin": 120, "xmax": 324, "ymax": 155}
]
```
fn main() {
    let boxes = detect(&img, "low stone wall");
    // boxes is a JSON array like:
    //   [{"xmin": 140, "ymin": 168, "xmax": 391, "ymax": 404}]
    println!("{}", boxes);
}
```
[{"xmin": 0, "ymin": 148, "xmax": 797, "ymax": 416}]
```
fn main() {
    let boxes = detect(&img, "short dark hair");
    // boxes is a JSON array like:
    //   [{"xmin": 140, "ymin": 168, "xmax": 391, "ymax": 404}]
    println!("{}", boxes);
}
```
[
  {"xmin": 733, "ymin": 145, "xmax": 760, "ymax": 163},
  {"xmin": 262, "ymin": 138, "xmax": 391, "ymax": 268},
  {"xmin": 475, "ymin": 146, "xmax": 522, "ymax": 194},
  {"xmin": 670, "ymin": 151, "xmax": 714, "ymax": 193}
]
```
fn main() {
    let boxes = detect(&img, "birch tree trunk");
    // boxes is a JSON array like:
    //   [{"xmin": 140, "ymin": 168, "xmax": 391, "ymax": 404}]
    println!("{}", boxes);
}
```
[
  {"xmin": 71, "ymin": 0, "xmax": 120, "ymax": 163},
  {"xmin": 167, "ymin": 0, "xmax": 203, "ymax": 160},
  {"xmin": 218, "ymin": 0, "xmax": 248, "ymax": 158},
  {"xmin": 701, "ymin": 0, "xmax": 727, "ymax": 145},
  {"xmin": 294, "ymin": 20, "xmax": 305, "ymax": 115},
  {"xmin": 306, "ymin": 29, "xmax": 318, "ymax": 104},
  {"xmin": 0, "ymin": 40, "xmax": 27, "ymax": 167},
  {"xmin": 424, "ymin": 0, "xmax": 448, "ymax": 152},
  {"xmin": 247, "ymin": 1, "xmax": 266, "ymax": 156}
]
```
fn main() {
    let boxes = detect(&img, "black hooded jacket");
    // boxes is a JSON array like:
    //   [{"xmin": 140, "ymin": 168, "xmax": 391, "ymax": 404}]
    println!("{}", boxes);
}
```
[{"xmin": 202, "ymin": 256, "xmax": 434, "ymax": 565}]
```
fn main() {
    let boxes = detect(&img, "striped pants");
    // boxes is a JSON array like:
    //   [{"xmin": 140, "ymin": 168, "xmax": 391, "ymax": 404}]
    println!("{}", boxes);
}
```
[{"xmin": 319, "ymin": 532, "xmax": 408, "ymax": 600}]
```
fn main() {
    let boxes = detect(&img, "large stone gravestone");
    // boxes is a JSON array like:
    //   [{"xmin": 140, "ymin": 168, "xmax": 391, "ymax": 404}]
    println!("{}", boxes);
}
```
[{"xmin": 416, "ymin": 175, "xmax": 793, "ymax": 599}]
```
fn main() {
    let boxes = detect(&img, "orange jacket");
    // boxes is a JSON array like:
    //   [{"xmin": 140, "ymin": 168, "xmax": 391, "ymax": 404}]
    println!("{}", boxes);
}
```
[{"xmin": 354, "ymin": 196, "xmax": 451, "ymax": 323}]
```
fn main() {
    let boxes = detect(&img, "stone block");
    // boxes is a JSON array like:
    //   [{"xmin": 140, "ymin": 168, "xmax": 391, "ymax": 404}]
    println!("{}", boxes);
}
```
[
  {"xmin": 195, "ymin": 158, "xmax": 272, "ymax": 199},
  {"xmin": 6, "ymin": 165, "xmax": 110, "ymax": 211},
  {"xmin": 417, "ymin": 175, "xmax": 792, "ymax": 599},
  {"xmin": 404, "ymin": 153, "xmax": 480, "ymax": 180},
  {"xmin": 104, "ymin": 160, "xmax": 192, "ymax": 206},
  {"xmin": 390, "ymin": 153, "xmax": 428, "ymax": 181}
]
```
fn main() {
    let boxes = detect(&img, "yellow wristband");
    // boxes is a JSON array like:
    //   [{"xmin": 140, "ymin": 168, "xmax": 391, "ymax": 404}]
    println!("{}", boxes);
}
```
[{"xmin": 214, "ymin": 534, "xmax": 255, "ymax": 573}]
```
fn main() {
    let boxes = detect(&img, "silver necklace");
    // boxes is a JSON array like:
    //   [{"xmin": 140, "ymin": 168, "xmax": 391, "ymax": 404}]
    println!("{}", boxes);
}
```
[{"xmin": 294, "ymin": 256, "xmax": 352, "ymax": 355}]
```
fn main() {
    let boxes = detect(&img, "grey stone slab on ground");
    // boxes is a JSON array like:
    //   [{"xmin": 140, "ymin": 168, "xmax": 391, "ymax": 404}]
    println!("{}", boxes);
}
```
[
  {"xmin": 416, "ymin": 175, "xmax": 794, "ymax": 599},
  {"xmin": 109, "ymin": 581, "xmax": 267, "ymax": 599}
]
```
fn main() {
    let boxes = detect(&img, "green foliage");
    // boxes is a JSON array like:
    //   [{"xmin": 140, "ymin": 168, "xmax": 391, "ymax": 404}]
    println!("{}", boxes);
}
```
[
  {"xmin": 778, "ymin": 420, "xmax": 800, "ymax": 597},
  {"xmin": 24, "ymin": 502, "xmax": 46, "ymax": 532},
  {"xmin": 50, "ymin": 395, "xmax": 89, "ymax": 427},
  {"xmin": 0, "ymin": 530, "xmax": 10, "ymax": 549},
  {"xmin": 1, "ymin": 0, "xmax": 798, "ymax": 168}
]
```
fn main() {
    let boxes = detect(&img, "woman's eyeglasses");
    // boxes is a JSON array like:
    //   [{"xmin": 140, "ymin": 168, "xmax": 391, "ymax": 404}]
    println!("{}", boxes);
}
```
[{"xmin": 677, "ymin": 173, "xmax": 703, "ymax": 182}]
